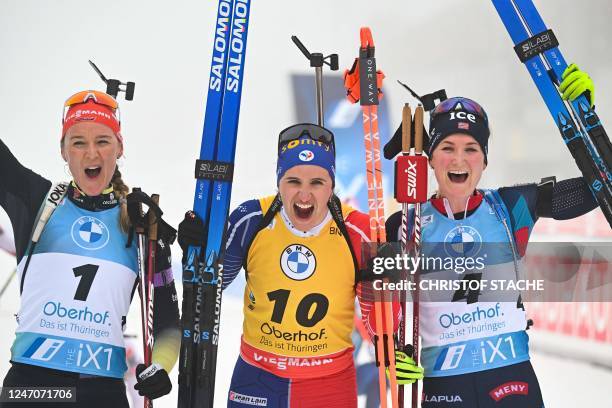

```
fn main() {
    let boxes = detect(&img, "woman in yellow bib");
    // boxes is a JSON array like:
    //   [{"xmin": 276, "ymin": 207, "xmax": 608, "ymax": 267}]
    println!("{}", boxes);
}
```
[{"xmin": 178, "ymin": 123, "xmax": 423, "ymax": 407}]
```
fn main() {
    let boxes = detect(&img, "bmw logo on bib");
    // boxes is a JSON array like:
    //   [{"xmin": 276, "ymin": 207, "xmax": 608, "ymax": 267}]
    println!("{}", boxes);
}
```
[
  {"xmin": 444, "ymin": 225, "xmax": 482, "ymax": 258},
  {"xmin": 280, "ymin": 244, "xmax": 317, "ymax": 281},
  {"xmin": 71, "ymin": 216, "xmax": 110, "ymax": 250}
]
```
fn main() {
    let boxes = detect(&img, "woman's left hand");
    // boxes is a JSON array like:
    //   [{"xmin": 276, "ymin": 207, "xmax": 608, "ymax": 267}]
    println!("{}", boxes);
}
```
[
  {"xmin": 177, "ymin": 211, "xmax": 206, "ymax": 262},
  {"xmin": 387, "ymin": 349, "xmax": 425, "ymax": 385}
]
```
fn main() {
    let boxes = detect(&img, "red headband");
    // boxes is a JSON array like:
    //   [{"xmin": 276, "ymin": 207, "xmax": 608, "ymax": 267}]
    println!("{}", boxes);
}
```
[{"xmin": 62, "ymin": 100, "xmax": 122, "ymax": 143}]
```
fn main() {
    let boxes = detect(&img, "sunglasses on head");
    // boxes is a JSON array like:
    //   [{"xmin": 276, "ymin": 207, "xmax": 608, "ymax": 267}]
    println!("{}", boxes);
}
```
[
  {"xmin": 62, "ymin": 90, "xmax": 120, "ymax": 124},
  {"xmin": 278, "ymin": 123, "xmax": 335, "ymax": 153},
  {"xmin": 431, "ymin": 97, "xmax": 488, "ymax": 124}
]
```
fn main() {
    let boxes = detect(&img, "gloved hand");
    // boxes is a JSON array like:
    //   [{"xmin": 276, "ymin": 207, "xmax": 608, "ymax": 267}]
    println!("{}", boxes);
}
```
[
  {"xmin": 134, "ymin": 363, "xmax": 172, "ymax": 399},
  {"xmin": 559, "ymin": 63, "xmax": 594, "ymax": 107},
  {"xmin": 360, "ymin": 242, "xmax": 402, "ymax": 282},
  {"xmin": 386, "ymin": 349, "xmax": 424, "ymax": 385},
  {"xmin": 178, "ymin": 211, "xmax": 206, "ymax": 263}
]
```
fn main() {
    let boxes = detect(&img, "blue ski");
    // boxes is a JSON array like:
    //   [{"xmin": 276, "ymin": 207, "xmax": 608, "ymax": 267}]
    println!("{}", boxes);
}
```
[
  {"xmin": 178, "ymin": 0, "xmax": 252, "ymax": 407},
  {"xmin": 511, "ymin": 0, "xmax": 612, "ymax": 185},
  {"xmin": 491, "ymin": 0, "xmax": 612, "ymax": 226}
]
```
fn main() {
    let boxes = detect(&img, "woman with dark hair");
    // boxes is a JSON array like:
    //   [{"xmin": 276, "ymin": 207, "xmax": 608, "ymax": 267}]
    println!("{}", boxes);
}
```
[
  {"xmin": 385, "ymin": 65, "xmax": 600, "ymax": 407},
  {"xmin": 178, "ymin": 123, "xmax": 424, "ymax": 407}
]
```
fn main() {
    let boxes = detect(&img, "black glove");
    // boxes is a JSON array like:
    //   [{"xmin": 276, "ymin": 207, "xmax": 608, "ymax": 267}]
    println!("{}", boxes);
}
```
[
  {"xmin": 360, "ymin": 242, "xmax": 402, "ymax": 282},
  {"xmin": 134, "ymin": 363, "xmax": 171, "ymax": 400},
  {"xmin": 178, "ymin": 211, "xmax": 206, "ymax": 263},
  {"xmin": 384, "ymin": 120, "xmax": 430, "ymax": 160}
]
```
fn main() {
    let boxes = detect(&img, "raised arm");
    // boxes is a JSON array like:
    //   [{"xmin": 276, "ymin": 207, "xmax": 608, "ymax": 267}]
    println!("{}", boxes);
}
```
[{"xmin": 0, "ymin": 139, "xmax": 51, "ymax": 261}]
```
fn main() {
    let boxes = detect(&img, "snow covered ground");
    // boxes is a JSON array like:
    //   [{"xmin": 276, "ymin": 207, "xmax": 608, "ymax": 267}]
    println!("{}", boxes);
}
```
[{"xmin": 0, "ymin": 253, "xmax": 610, "ymax": 407}]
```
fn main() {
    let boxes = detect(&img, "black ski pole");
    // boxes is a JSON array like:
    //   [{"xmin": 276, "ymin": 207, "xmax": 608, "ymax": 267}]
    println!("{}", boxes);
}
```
[
  {"xmin": 291, "ymin": 36, "xmax": 338, "ymax": 126},
  {"xmin": 88, "ymin": 60, "xmax": 136, "ymax": 101}
]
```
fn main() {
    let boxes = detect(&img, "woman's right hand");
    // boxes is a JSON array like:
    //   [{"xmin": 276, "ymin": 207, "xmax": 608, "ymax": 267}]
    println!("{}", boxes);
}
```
[{"xmin": 559, "ymin": 63, "xmax": 595, "ymax": 107}]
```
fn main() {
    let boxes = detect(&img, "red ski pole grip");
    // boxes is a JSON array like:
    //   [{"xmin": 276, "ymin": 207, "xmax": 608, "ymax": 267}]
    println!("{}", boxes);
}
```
[{"xmin": 395, "ymin": 155, "xmax": 428, "ymax": 203}]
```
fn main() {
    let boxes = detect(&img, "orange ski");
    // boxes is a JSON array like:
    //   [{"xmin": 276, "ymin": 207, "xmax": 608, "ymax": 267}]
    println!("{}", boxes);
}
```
[{"xmin": 344, "ymin": 27, "xmax": 399, "ymax": 408}]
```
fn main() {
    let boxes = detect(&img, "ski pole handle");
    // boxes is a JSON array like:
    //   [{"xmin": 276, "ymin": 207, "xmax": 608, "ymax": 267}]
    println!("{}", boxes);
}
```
[
  {"xmin": 148, "ymin": 194, "xmax": 160, "ymax": 241},
  {"xmin": 128, "ymin": 187, "xmax": 146, "ymax": 235},
  {"xmin": 398, "ymin": 103, "xmax": 413, "ymax": 408},
  {"xmin": 144, "ymin": 194, "xmax": 159, "ymax": 408},
  {"xmin": 395, "ymin": 152, "xmax": 428, "ymax": 203},
  {"xmin": 414, "ymin": 106, "xmax": 424, "ymax": 155},
  {"xmin": 411, "ymin": 106, "xmax": 425, "ymax": 408},
  {"xmin": 401, "ymin": 103, "xmax": 412, "ymax": 153}
]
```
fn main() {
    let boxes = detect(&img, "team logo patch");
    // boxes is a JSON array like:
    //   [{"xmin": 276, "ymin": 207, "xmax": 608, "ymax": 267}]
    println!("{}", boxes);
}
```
[
  {"xmin": 279, "ymin": 244, "xmax": 316, "ymax": 281},
  {"xmin": 444, "ymin": 225, "xmax": 482, "ymax": 259},
  {"xmin": 71, "ymin": 216, "xmax": 110, "ymax": 250},
  {"xmin": 248, "ymin": 290, "xmax": 256, "ymax": 311},
  {"xmin": 423, "ymin": 394, "xmax": 463, "ymax": 403},
  {"xmin": 229, "ymin": 391, "xmax": 267, "ymax": 406},
  {"xmin": 489, "ymin": 381, "xmax": 529, "ymax": 401},
  {"xmin": 298, "ymin": 150, "xmax": 314, "ymax": 162}
]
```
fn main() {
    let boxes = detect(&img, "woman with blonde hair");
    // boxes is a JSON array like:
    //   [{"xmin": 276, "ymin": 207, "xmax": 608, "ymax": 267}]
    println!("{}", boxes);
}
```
[{"xmin": 0, "ymin": 90, "xmax": 180, "ymax": 407}]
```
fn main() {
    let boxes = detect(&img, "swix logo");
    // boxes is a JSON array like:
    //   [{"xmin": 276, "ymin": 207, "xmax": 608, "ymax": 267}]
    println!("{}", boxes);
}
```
[
  {"xmin": 47, "ymin": 182, "xmax": 68, "ymax": 207},
  {"xmin": 253, "ymin": 353, "xmax": 333, "ymax": 371},
  {"xmin": 423, "ymin": 394, "xmax": 463, "ymax": 403},
  {"xmin": 209, "ymin": 0, "xmax": 232, "ymax": 92},
  {"xmin": 146, "ymin": 283, "xmax": 155, "ymax": 349},
  {"xmin": 226, "ymin": 0, "xmax": 249, "ymax": 93},
  {"xmin": 406, "ymin": 160, "xmax": 418, "ymax": 199},
  {"xmin": 489, "ymin": 381, "xmax": 529, "ymax": 401}
]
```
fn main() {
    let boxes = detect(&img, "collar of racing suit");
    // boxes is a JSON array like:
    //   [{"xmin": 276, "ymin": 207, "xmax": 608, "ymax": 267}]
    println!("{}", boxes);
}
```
[
  {"xmin": 430, "ymin": 190, "xmax": 483, "ymax": 220},
  {"xmin": 67, "ymin": 181, "xmax": 119, "ymax": 211}
]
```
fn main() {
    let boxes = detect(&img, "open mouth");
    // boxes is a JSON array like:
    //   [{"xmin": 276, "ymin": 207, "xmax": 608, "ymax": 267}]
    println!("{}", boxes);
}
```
[
  {"xmin": 84, "ymin": 166, "xmax": 102, "ymax": 178},
  {"xmin": 448, "ymin": 170, "xmax": 469, "ymax": 183},
  {"xmin": 293, "ymin": 202, "xmax": 314, "ymax": 219}
]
